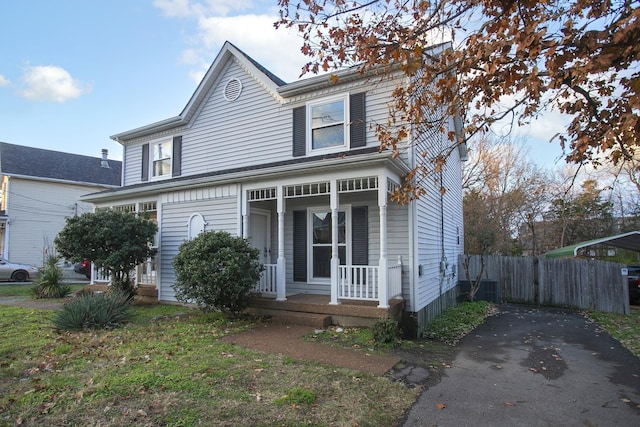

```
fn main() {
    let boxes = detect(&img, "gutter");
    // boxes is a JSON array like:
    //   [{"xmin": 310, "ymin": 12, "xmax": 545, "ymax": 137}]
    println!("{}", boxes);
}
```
[
  {"xmin": 81, "ymin": 150, "xmax": 408, "ymax": 203},
  {"xmin": 3, "ymin": 173, "xmax": 120, "ymax": 189}
]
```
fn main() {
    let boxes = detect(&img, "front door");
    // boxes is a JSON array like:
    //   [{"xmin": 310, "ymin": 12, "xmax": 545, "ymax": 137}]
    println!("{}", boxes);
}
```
[{"xmin": 249, "ymin": 209, "xmax": 270, "ymax": 265}]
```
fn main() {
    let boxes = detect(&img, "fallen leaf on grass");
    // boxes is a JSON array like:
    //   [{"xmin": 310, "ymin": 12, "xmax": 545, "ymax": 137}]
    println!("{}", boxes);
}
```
[{"xmin": 436, "ymin": 403, "xmax": 446, "ymax": 410}]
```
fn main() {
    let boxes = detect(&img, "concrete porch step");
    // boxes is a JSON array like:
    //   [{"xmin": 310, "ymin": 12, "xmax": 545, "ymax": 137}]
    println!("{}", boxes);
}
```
[
  {"xmin": 249, "ymin": 307, "xmax": 332, "ymax": 328},
  {"xmin": 272, "ymin": 311, "xmax": 332, "ymax": 328}
]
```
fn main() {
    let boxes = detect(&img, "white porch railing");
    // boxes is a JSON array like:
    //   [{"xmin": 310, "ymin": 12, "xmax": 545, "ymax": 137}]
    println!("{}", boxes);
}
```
[
  {"xmin": 136, "ymin": 258, "xmax": 157, "ymax": 285},
  {"xmin": 338, "ymin": 265, "xmax": 380, "ymax": 300},
  {"xmin": 388, "ymin": 256, "xmax": 403, "ymax": 299},
  {"xmin": 255, "ymin": 263, "xmax": 277, "ymax": 294},
  {"xmin": 90, "ymin": 265, "xmax": 111, "ymax": 284},
  {"xmin": 252, "ymin": 259, "xmax": 402, "ymax": 303},
  {"xmin": 338, "ymin": 257, "xmax": 403, "ymax": 302}
]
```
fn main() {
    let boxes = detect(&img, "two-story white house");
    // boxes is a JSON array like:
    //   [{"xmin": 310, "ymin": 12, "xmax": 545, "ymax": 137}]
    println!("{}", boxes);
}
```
[
  {"xmin": 83, "ymin": 42, "xmax": 466, "ymax": 332},
  {"xmin": 0, "ymin": 143, "xmax": 121, "ymax": 268}
]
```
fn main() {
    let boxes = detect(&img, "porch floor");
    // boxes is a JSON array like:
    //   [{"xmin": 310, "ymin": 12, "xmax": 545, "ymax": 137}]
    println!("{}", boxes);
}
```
[{"xmin": 247, "ymin": 293, "xmax": 405, "ymax": 328}]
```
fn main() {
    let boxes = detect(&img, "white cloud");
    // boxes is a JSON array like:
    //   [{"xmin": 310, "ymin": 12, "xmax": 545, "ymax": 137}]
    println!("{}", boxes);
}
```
[
  {"xmin": 19, "ymin": 65, "xmax": 91, "ymax": 103},
  {"xmin": 154, "ymin": 0, "xmax": 255, "ymax": 18},
  {"xmin": 154, "ymin": 1, "xmax": 309, "ymax": 84},
  {"xmin": 194, "ymin": 14, "xmax": 306, "ymax": 82},
  {"xmin": 0, "ymin": 75, "xmax": 9, "ymax": 87}
]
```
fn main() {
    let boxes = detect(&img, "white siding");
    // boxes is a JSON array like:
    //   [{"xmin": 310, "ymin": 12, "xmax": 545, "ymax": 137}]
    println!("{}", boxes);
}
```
[
  {"xmin": 158, "ymin": 187, "xmax": 239, "ymax": 301},
  {"xmin": 121, "ymin": 58, "xmax": 410, "ymax": 186},
  {"xmin": 413, "ymin": 113, "xmax": 465, "ymax": 312},
  {"xmin": 5, "ymin": 177, "xmax": 108, "ymax": 266}
]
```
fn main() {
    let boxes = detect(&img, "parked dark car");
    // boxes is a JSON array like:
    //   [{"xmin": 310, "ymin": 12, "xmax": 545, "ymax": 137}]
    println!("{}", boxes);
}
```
[
  {"xmin": 627, "ymin": 265, "xmax": 640, "ymax": 305},
  {"xmin": 74, "ymin": 260, "xmax": 91, "ymax": 279}
]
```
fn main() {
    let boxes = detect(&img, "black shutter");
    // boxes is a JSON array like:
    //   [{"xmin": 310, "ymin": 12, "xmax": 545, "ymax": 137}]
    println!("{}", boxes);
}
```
[
  {"xmin": 350, "ymin": 92, "xmax": 366, "ymax": 148},
  {"xmin": 141, "ymin": 143, "xmax": 149, "ymax": 181},
  {"xmin": 352, "ymin": 206, "xmax": 368, "ymax": 265},
  {"xmin": 172, "ymin": 135, "xmax": 182, "ymax": 177},
  {"xmin": 293, "ymin": 210, "xmax": 307, "ymax": 281},
  {"xmin": 292, "ymin": 106, "xmax": 306, "ymax": 157}
]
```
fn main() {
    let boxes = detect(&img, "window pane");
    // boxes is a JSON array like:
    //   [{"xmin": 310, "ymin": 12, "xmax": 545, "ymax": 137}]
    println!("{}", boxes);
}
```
[
  {"xmin": 338, "ymin": 212, "xmax": 346, "ymax": 243},
  {"xmin": 313, "ymin": 212, "xmax": 331, "ymax": 244},
  {"xmin": 153, "ymin": 159, "xmax": 171, "ymax": 176},
  {"xmin": 312, "ymin": 124, "xmax": 344, "ymax": 149},
  {"xmin": 153, "ymin": 142, "xmax": 171, "ymax": 160},
  {"xmin": 311, "ymin": 100, "xmax": 345, "ymax": 150},
  {"xmin": 311, "ymin": 100, "xmax": 344, "ymax": 128},
  {"xmin": 313, "ymin": 247, "xmax": 331, "ymax": 277}
]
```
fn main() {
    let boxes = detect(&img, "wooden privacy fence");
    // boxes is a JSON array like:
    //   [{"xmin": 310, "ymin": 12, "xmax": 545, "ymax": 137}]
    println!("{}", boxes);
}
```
[{"xmin": 458, "ymin": 255, "xmax": 630, "ymax": 314}]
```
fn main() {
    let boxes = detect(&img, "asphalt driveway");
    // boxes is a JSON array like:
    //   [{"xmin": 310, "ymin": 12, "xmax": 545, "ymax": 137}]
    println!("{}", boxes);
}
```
[{"xmin": 402, "ymin": 304, "xmax": 640, "ymax": 427}]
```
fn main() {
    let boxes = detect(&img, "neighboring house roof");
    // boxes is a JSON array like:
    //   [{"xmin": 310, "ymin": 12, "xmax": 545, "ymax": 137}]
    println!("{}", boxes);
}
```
[
  {"xmin": 544, "ymin": 230, "xmax": 640, "ymax": 258},
  {"xmin": 0, "ymin": 142, "xmax": 122, "ymax": 187}
]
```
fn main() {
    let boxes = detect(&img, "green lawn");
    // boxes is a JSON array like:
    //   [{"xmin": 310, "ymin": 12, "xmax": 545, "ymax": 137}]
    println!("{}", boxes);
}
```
[
  {"xmin": 0, "ymin": 282, "xmax": 86, "ymax": 298},
  {"xmin": 2, "ymin": 286, "xmax": 636, "ymax": 427},
  {"xmin": 0, "ymin": 303, "xmax": 418, "ymax": 426},
  {"xmin": 587, "ymin": 308, "xmax": 640, "ymax": 358}
]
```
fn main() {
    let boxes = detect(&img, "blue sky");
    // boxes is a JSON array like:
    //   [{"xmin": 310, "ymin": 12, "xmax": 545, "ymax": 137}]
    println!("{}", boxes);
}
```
[{"xmin": 1, "ymin": 0, "xmax": 565, "ymax": 166}]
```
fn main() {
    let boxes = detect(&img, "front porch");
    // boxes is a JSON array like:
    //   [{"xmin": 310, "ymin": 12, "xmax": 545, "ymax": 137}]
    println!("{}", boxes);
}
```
[{"xmin": 247, "ymin": 293, "xmax": 405, "ymax": 328}]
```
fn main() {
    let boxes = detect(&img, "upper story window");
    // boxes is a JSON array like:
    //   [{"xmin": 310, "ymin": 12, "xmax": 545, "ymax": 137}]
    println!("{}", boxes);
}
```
[
  {"xmin": 309, "ymin": 97, "xmax": 347, "ymax": 151},
  {"xmin": 151, "ymin": 140, "xmax": 172, "ymax": 179},
  {"xmin": 141, "ymin": 136, "xmax": 182, "ymax": 182},
  {"xmin": 293, "ymin": 92, "xmax": 366, "ymax": 158}
]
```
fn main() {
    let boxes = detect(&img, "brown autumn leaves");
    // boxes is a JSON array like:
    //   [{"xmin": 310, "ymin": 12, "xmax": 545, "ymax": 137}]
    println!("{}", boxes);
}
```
[{"xmin": 276, "ymin": 0, "xmax": 639, "ymax": 202}]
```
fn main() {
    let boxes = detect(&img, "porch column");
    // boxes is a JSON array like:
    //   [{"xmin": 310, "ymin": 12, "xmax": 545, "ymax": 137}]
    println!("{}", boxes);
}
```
[
  {"xmin": 276, "ymin": 186, "xmax": 287, "ymax": 301},
  {"xmin": 330, "ymin": 179, "xmax": 340, "ymax": 305},
  {"xmin": 241, "ymin": 189, "xmax": 249, "ymax": 239},
  {"xmin": 378, "ymin": 177, "xmax": 389, "ymax": 308}
]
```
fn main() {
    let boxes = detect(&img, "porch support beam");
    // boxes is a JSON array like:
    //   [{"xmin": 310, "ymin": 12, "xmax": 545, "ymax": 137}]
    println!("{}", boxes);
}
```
[
  {"xmin": 241, "ymin": 189, "xmax": 249, "ymax": 239},
  {"xmin": 330, "ymin": 179, "xmax": 340, "ymax": 305},
  {"xmin": 378, "ymin": 177, "xmax": 390, "ymax": 308},
  {"xmin": 276, "ymin": 186, "xmax": 287, "ymax": 301}
]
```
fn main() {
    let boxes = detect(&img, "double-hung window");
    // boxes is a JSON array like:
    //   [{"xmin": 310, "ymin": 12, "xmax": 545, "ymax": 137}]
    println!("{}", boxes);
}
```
[
  {"xmin": 151, "ymin": 140, "xmax": 172, "ymax": 179},
  {"xmin": 141, "ymin": 135, "xmax": 182, "ymax": 182},
  {"xmin": 308, "ymin": 95, "xmax": 348, "ymax": 152},
  {"xmin": 308, "ymin": 206, "xmax": 351, "ymax": 282}
]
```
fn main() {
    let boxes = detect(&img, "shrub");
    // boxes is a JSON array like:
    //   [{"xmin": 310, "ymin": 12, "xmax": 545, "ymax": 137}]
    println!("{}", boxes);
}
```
[
  {"xmin": 423, "ymin": 301, "xmax": 492, "ymax": 345},
  {"xmin": 372, "ymin": 318, "xmax": 400, "ymax": 345},
  {"xmin": 32, "ymin": 256, "xmax": 70, "ymax": 299},
  {"xmin": 52, "ymin": 291, "xmax": 132, "ymax": 331},
  {"xmin": 172, "ymin": 231, "xmax": 263, "ymax": 314}
]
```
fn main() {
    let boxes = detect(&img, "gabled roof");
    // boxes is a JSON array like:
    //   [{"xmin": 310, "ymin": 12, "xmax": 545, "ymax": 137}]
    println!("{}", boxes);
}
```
[
  {"xmin": 0, "ymin": 142, "xmax": 121, "ymax": 187},
  {"xmin": 110, "ymin": 41, "xmax": 288, "ymax": 142},
  {"xmin": 544, "ymin": 231, "xmax": 640, "ymax": 258}
]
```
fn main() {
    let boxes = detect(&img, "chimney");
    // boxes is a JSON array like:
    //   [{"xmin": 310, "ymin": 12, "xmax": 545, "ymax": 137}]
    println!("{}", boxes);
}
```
[{"xmin": 101, "ymin": 149, "xmax": 110, "ymax": 168}]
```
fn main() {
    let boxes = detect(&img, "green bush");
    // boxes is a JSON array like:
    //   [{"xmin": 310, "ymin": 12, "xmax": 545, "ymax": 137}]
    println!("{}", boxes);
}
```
[
  {"xmin": 52, "ymin": 291, "xmax": 132, "ymax": 331},
  {"xmin": 423, "ymin": 301, "xmax": 492, "ymax": 345},
  {"xmin": 372, "ymin": 318, "xmax": 400, "ymax": 345},
  {"xmin": 32, "ymin": 256, "xmax": 70, "ymax": 299},
  {"xmin": 172, "ymin": 231, "xmax": 264, "ymax": 314}
]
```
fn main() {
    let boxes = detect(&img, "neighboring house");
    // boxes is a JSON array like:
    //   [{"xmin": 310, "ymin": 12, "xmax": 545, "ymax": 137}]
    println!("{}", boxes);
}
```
[
  {"xmin": 0, "ymin": 142, "xmax": 121, "ymax": 267},
  {"xmin": 82, "ymin": 42, "xmax": 466, "ymax": 331}
]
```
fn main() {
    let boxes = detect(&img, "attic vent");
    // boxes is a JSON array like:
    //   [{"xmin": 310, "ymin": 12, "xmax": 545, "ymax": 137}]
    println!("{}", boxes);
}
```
[{"xmin": 223, "ymin": 78, "xmax": 242, "ymax": 101}]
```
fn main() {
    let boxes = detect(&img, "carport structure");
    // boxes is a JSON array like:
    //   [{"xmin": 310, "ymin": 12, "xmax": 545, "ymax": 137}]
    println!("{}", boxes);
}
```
[{"xmin": 545, "ymin": 230, "xmax": 640, "ymax": 258}]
